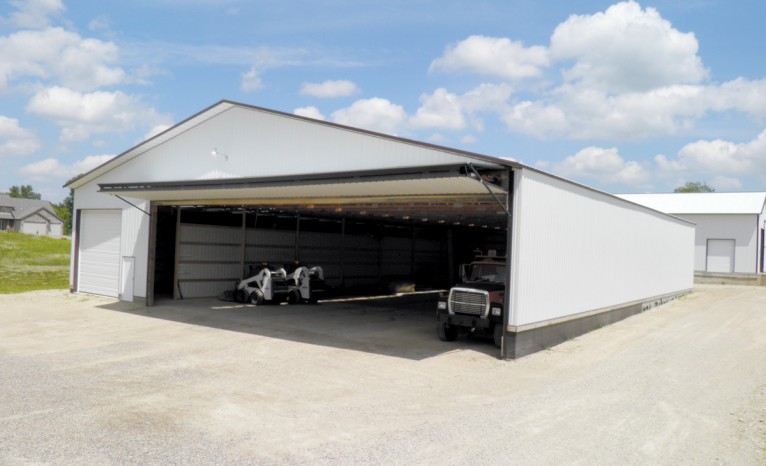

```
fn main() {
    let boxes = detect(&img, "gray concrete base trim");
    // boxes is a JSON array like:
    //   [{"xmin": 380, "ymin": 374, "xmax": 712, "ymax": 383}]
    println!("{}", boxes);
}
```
[
  {"xmin": 505, "ymin": 289, "xmax": 691, "ymax": 359},
  {"xmin": 694, "ymin": 271, "xmax": 766, "ymax": 286}
]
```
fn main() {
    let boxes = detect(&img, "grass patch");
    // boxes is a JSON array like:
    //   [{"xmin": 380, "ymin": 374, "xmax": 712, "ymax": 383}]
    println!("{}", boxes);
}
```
[{"xmin": 0, "ymin": 231, "xmax": 70, "ymax": 294}]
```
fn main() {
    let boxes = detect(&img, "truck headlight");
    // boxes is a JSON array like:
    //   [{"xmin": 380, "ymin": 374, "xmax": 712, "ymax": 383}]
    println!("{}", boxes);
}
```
[
  {"xmin": 491, "ymin": 307, "xmax": 502, "ymax": 316},
  {"xmin": 437, "ymin": 301, "xmax": 447, "ymax": 310}
]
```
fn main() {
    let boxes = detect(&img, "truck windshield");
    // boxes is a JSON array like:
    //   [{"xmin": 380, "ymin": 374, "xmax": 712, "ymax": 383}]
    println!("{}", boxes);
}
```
[{"xmin": 469, "ymin": 263, "xmax": 506, "ymax": 282}]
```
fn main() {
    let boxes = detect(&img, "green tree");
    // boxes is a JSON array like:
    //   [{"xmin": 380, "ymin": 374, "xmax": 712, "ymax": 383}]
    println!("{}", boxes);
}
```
[
  {"xmin": 8, "ymin": 184, "xmax": 42, "ymax": 199},
  {"xmin": 54, "ymin": 175, "xmax": 80, "ymax": 236},
  {"xmin": 674, "ymin": 181, "xmax": 715, "ymax": 193}
]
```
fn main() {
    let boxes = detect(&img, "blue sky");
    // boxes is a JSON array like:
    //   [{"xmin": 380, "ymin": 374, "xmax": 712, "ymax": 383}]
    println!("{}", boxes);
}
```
[{"xmin": 1, "ymin": 0, "xmax": 765, "ymax": 202}]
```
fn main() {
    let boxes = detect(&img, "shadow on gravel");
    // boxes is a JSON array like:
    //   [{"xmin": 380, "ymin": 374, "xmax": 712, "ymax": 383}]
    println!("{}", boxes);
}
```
[{"xmin": 95, "ymin": 293, "xmax": 499, "ymax": 361}]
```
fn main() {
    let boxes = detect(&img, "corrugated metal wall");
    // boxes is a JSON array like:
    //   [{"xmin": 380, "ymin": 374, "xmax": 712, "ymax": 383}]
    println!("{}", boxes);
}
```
[
  {"xmin": 511, "ymin": 168, "xmax": 694, "ymax": 327},
  {"xmin": 177, "ymin": 220, "xmax": 447, "ymax": 298}
]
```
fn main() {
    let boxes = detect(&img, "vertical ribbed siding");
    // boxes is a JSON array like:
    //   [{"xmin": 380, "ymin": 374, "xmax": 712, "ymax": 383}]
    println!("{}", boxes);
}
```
[
  {"xmin": 512, "ymin": 169, "xmax": 694, "ymax": 327},
  {"xmin": 120, "ymin": 201, "xmax": 150, "ymax": 299},
  {"xmin": 176, "ymin": 221, "xmax": 448, "ymax": 297}
]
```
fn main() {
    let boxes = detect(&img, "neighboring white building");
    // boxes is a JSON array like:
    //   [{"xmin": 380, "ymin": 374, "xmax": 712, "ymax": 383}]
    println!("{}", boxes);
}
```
[
  {"xmin": 618, "ymin": 192, "xmax": 766, "ymax": 274},
  {"xmin": 0, "ymin": 194, "xmax": 64, "ymax": 237},
  {"xmin": 66, "ymin": 100, "xmax": 694, "ymax": 358}
]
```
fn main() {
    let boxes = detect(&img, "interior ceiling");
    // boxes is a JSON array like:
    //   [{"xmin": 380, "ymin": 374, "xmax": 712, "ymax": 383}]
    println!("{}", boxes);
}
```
[
  {"xmin": 180, "ymin": 194, "xmax": 509, "ymax": 229},
  {"xmin": 107, "ymin": 167, "xmax": 511, "ymax": 229}
]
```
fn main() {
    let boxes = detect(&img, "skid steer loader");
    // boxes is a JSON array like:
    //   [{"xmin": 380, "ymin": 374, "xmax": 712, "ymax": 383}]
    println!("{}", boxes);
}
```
[
  {"xmin": 235, "ymin": 264, "xmax": 289, "ymax": 305},
  {"xmin": 286, "ymin": 266, "xmax": 325, "ymax": 304}
]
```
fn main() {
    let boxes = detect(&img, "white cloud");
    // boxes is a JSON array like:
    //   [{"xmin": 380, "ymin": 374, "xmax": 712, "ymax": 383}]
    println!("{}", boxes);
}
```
[
  {"xmin": 330, "ymin": 98, "xmax": 407, "ymax": 135},
  {"xmin": 430, "ymin": 35, "xmax": 549, "ymax": 80},
  {"xmin": 409, "ymin": 88, "xmax": 466, "ymax": 130},
  {"xmin": 293, "ymin": 106, "xmax": 326, "ymax": 121},
  {"xmin": 0, "ymin": 27, "xmax": 125, "ymax": 92},
  {"xmin": 9, "ymin": 0, "xmax": 64, "ymax": 29},
  {"xmin": 0, "ymin": 115, "xmax": 40, "ymax": 156},
  {"xmin": 650, "ymin": 129, "xmax": 766, "ymax": 188},
  {"xmin": 460, "ymin": 135, "xmax": 477, "ymax": 145},
  {"xmin": 241, "ymin": 66, "xmax": 262, "ymax": 92},
  {"xmin": 501, "ymin": 101, "xmax": 569, "ymax": 139},
  {"xmin": 552, "ymin": 146, "xmax": 649, "ymax": 186},
  {"xmin": 300, "ymin": 80, "xmax": 360, "ymax": 98},
  {"xmin": 19, "ymin": 154, "xmax": 114, "ymax": 180},
  {"xmin": 711, "ymin": 176, "xmax": 742, "ymax": 191},
  {"xmin": 670, "ymin": 130, "xmax": 766, "ymax": 176},
  {"xmin": 550, "ymin": 1, "xmax": 707, "ymax": 93},
  {"xmin": 26, "ymin": 86, "xmax": 172, "ymax": 142}
]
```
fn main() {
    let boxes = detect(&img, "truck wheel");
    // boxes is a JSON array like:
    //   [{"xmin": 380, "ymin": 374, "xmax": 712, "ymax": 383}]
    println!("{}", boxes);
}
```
[
  {"xmin": 287, "ymin": 289, "xmax": 301, "ymax": 305},
  {"xmin": 249, "ymin": 290, "xmax": 264, "ymax": 305},
  {"xmin": 437, "ymin": 323, "xmax": 457, "ymax": 342},
  {"xmin": 493, "ymin": 323, "xmax": 504, "ymax": 348},
  {"xmin": 235, "ymin": 289, "xmax": 246, "ymax": 303}
]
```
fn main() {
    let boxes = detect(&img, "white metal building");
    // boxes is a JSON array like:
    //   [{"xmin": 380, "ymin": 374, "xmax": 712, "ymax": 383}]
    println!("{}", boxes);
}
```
[
  {"xmin": 618, "ymin": 192, "xmax": 766, "ymax": 274},
  {"xmin": 67, "ymin": 100, "xmax": 694, "ymax": 358}
]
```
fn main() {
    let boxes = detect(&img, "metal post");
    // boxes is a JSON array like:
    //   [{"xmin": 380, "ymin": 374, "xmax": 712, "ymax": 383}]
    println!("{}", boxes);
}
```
[
  {"xmin": 240, "ymin": 208, "xmax": 246, "ymax": 281},
  {"xmin": 172, "ymin": 206, "xmax": 182, "ymax": 300},
  {"xmin": 340, "ymin": 217, "xmax": 346, "ymax": 289},
  {"xmin": 146, "ymin": 203, "xmax": 158, "ymax": 306},
  {"xmin": 500, "ymin": 169, "xmax": 515, "ymax": 359}
]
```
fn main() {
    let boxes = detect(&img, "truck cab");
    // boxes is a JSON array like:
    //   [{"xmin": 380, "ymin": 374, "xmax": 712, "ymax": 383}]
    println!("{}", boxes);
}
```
[{"xmin": 436, "ymin": 255, "xmax": 506, "ymax": 348}]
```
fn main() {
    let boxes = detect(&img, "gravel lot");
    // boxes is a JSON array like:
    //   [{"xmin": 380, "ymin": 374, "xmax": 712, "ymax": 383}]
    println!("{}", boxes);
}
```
[{"xmin": 1, "ymin": 285, "xmax": 765, "ymax": 465}]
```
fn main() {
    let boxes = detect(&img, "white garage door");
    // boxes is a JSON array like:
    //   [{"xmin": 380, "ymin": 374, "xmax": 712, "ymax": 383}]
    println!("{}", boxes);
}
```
[
  {"xmin": 706, "ymin": 239, "xmax": 735, "ymax": 273},
  {"xmin": 78, "ymin": 210, "xmax": 121, "ymax": 297},
  {"xmin": 21, "ymin": 222, "xmax": 47, "ymax": 236}
]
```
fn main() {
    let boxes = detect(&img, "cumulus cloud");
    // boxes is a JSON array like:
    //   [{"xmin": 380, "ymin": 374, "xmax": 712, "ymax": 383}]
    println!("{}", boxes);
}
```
[
  {"xmin": 550, "ymin": 1, "xmax": 707, "ymax": 93},
  {"xmin": 19, "ymin": 154, "xmax": 114, "ymax": 180},
  {"xmin": 26, "ymin": 86, "xmax": 172, "ymax": 142},
  {"xmin": 429, "ymin": 35, "xmax": 549, "ymax": 80},
  {"xmin": 667, "ymin": 130, "xmax": 766, "ymax": 177},
  {"xmin": 330, "ymin": 98, "xmax": 407, "ymax": 135},
  {"xmin": 409, "ymin": 88, "xmax": 466, "ymax": 130},
  {"xmin": 0, "ymin": 115, "xmax": 40, "ymax": 156},
  {"xmin": 552, "ymin": 146, "xmax": 650, "ymax": 186},
  {"xmin": 293, "ymin": 106, "xmax": 326, "ymax": 120},
  {"xmin": 0, "ymin": 27, "xmax": 125, "ymax": 92},
  {"xmin": 300, "ymin": 80, "xmax": 360, "ymax": 98},
  {"xmin": 8, "ymin": 0, "xmax": 64, "ymax": 29},
  {"xmin": 420, "ymin": 2, "xmax": 766, "ymax": 143},
  {"xmin": 240, "ymin": 65, "xmax": 263, "ymax": 92}
]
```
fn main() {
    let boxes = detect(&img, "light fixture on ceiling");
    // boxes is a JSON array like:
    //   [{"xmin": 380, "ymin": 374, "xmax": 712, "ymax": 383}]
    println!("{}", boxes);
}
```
[{"xmin": 210, "ymin": 148, "xmax": 228, "ymax": 161}]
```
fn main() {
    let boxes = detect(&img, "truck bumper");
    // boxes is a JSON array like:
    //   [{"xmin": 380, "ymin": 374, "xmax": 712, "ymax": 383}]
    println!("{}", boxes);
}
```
[{"xmin": 437, "ymin": 309, "xmax": 496, "ymax": 330}]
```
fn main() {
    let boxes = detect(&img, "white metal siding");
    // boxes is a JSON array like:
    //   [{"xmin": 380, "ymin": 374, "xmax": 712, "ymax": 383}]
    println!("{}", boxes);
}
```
[
  {"xmin": 78, "ymin": 210, "xmax": 121, "ymax": 297},
  {"xmin": 675, "ymin": 214, "xmax": 757, "ymax": 273},
  {"xmin": 72, "ymin": 180, "xmax": 151, "ymax": 300},
  {"xmin": 104, "ymin": 106, "xmax": 476, "ymax": 185},
  {"xmin": 511, "ymin": 169, "xmax": 694, "ymax": 327}
]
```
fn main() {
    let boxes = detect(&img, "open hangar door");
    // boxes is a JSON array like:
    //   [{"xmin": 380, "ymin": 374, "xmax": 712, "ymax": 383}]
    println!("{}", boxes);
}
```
[
  {"xmin": 151, "ymin": 196, "xmax": 509, "ymax": 303},
  {"xmin": 105, "ymin": 164, "xmax": 512, "ymax": 351},
  {"xmin": 131, "ymin": 164, "xmax": 512, "ymax": 304}
]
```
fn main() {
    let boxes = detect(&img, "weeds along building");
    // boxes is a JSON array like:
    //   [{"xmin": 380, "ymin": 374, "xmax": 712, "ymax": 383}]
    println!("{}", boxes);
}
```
[{"xmin": 67, "ymin": 100, "xmax": 694, "ymax": 358}]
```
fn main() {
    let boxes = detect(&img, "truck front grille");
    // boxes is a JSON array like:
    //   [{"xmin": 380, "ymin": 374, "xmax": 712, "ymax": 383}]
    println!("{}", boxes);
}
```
[{"xmin": 449, "ymin": 289, "xmax": 488, "ymax": 316}]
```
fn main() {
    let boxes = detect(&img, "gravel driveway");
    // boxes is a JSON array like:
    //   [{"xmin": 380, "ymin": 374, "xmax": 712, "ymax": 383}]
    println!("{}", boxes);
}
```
[{"xmin": 0, "ymin": 285, "xmax": 764, "ymax": 465}]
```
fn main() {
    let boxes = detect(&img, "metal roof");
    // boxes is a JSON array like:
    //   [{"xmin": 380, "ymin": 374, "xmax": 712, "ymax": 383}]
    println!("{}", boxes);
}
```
[
  {"xmin": 0, "ymin": 194, "xmax": 63, "ymax": 222},
  {"xmin": 617, "ymin": 192, "xmax": 766, "ymax": 215}
]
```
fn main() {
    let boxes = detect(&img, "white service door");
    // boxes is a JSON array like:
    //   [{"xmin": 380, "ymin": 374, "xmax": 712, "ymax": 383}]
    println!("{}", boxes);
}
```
[
  {"xmin": 78, "ymin": 210, "xmax": 121, "ymax": 297},
  {"xmin": 706, "ymin": 239, "xmax": 735, "ymax": 273}
]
